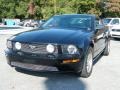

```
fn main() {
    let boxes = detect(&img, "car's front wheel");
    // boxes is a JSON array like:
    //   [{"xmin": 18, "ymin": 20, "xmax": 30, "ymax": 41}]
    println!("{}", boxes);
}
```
[{"xmin": 77, "ymin": 47, "xmax": 93, "ymax": 78}]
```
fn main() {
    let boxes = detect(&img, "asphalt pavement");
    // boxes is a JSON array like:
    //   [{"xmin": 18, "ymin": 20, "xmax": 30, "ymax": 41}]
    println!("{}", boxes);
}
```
[{"xmin": 0, "ymin": 34, "xmax": 120, "ymax": 90}]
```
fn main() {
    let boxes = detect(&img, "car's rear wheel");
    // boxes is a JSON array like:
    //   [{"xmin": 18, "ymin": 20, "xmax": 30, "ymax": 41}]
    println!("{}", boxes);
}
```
[
  {"xmin": 103, "ymin": 39, "xmax": 110, "ymax": 56},
  {"xmin": 77, "ymin": 47, "xmax": 93, "ymax": 78}
]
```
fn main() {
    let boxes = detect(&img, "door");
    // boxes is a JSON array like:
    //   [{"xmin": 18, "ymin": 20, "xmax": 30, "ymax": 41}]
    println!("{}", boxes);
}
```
[{"xmin": 94, "ymin": 20, "xmax": 106, "ymax": 57}]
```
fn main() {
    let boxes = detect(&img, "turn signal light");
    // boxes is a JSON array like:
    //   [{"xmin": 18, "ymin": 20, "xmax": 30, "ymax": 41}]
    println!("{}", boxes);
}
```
[{"xmin": 62, "ymin": 59, "xmax": 80, "ymax": 64}]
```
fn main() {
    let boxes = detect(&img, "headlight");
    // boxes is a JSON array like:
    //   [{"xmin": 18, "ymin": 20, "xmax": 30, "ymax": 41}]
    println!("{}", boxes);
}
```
[
  {"xmin": 46, "ymin": 44, "xmax": 55, "ymax": 53},
  {"xmin": 15, "ymin": 42, "xmax": 21, "ymax": 50},
  {"xmin": 67, "ymin": 45, "xmax": 77, "ymax": 54},
  {"xmin": 7, "ymin": 41, "xmax": 12, "ymax": 49}
]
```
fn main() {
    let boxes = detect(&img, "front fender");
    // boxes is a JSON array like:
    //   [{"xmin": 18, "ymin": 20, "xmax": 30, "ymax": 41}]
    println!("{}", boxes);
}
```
[{"xmin": 77, "ymin": 36, "xmax": 93, "ymax": 58}]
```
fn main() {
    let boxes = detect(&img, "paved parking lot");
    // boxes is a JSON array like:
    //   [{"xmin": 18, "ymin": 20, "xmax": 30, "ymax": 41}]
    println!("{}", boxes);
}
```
[{"xmin": 0, "ymin": 35, "xmax": 120, "ymax": 90}]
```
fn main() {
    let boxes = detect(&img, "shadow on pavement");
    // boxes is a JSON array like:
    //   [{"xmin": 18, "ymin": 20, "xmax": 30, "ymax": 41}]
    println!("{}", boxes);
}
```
[
  {"xmin": 16, "ymin": 68, "xmax": 86, "ymax": 90},
  {"xmin": 15, "ymin": 52, "xmax": 104, "ymax": 90},
  {"xmin": 44, "ymin": 74, "xmax": 86, "ymax": 90},
  {"xmin": 111, "ymin": 38, "xmax": 120, "ymax": 41}
]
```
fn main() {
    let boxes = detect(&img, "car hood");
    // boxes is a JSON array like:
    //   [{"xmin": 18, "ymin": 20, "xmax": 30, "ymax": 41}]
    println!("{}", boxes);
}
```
[
  {"xmin": 13, "ymin": 28, "xmax": 89, "ymax": 45},
  {"xmin": 111, "ymin": 25, "xmax": 120, "ymax": 29}
]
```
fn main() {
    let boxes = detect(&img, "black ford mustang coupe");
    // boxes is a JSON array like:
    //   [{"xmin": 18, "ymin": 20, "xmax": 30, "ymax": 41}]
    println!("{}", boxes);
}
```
[{"xmin": 5, "ymin": 14, "xmax": 110, "ymax": 77}]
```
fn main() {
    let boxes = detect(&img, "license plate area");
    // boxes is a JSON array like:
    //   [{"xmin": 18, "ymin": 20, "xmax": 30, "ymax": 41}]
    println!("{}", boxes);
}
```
[{"xmin": 11, "ymin": 62, "xmax": 58, "ymax": 71}]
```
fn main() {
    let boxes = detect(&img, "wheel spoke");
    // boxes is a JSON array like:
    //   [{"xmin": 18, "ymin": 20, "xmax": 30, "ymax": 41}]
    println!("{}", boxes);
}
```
[{"xmin": 86, "ymin": 51, "xmax": 93, "ymax": 73}]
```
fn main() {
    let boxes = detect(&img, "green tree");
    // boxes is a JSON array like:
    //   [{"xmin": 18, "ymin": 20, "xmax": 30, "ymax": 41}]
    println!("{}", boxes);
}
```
[
  {"xmin": 105, "ymin": 0, "xmax": 120, "ymax": 17},
  {"xmin": 0, "ymin": 0, "xmax": 120, "ymax": 19}
]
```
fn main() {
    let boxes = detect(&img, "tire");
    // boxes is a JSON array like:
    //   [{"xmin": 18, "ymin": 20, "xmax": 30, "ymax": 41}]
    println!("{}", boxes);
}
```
[
  {"xmin": 103, "ymin": 39, "xmax": 110, "ymax": 56},
  {"xmin": 78, "ymin": 47, "xmax": 93, "ymax": 78}
]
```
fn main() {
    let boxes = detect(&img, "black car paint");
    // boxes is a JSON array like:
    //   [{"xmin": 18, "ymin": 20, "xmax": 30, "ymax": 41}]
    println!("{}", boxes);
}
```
[
  {"xmin": 5, "ymin": 14, "xmax": 108, "ymax": 73},
  {"xmin": 13, "ymin": 29, "xmax": 88, "ymax": 44}
]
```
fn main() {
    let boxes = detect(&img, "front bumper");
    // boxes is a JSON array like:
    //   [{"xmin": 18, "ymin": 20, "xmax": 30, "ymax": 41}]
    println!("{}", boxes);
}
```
[
  {"xmin": 5, "ymin": 49, "xmax": 82, "ymax": 72},
  {"xmin": 110, "ymin": 31, "xmax": 120, "ymax": 38}
]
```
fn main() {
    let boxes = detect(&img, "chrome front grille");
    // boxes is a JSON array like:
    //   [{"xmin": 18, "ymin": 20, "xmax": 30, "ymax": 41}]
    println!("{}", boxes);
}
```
[{"xmin": 15, "ymin": 43, "xmax": 58, "ymax": 54}]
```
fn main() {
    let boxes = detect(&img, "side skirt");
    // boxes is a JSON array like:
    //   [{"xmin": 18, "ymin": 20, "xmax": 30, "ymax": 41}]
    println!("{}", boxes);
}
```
[{"xmin": 93, "ymin": 49, "xmax": 104, "ymax": 65}]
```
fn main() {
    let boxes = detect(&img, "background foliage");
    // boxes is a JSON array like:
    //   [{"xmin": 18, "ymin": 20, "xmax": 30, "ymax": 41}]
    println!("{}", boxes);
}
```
[{"xmin": 0, "ymin": 0, "xmax": 120, "ymax": 19}]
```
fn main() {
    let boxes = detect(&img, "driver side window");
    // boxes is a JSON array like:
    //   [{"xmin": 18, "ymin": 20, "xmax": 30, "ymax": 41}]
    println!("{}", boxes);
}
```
[
  {"xmin": 95, "ymin": 20, "xmax": 103, "ymax": 27},
  {"xmin": 95, "ymin": 19, "xmax": 104, "ymax": 30}
]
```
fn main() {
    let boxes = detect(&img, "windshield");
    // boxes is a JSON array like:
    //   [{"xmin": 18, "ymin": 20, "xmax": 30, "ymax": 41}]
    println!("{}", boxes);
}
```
[
  {"xmin": 103, "ymin": 18, "xmax": 112, "ymax": 25},
  {"xmin": 42, "ymin": 15, "xmax": 92, "ymax": 30}
]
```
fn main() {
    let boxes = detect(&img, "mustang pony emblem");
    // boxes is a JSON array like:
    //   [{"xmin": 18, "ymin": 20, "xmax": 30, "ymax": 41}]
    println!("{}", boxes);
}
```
[{"xmin": 29, "ymin": 45, "xmax": 36, "ymax": 49}]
